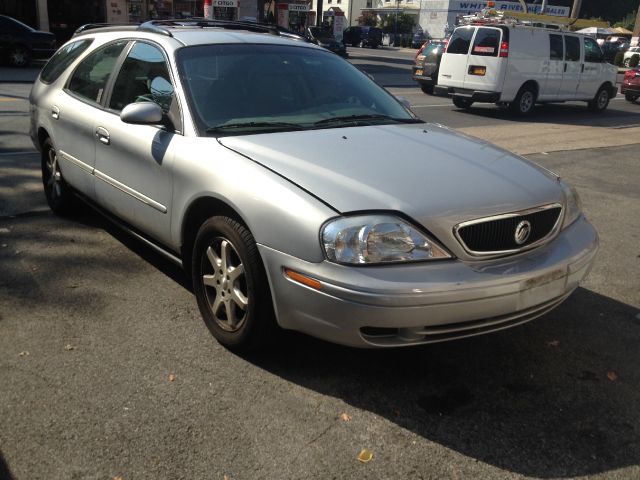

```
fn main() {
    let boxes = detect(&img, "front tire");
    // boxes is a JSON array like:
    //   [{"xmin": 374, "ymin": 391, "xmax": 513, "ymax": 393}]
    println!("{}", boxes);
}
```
[
  {"xmin": 589, "ymin": 86, "xmax": 610, "ymax": 113},
  {"xmin": 624, "ymin": 92, "xmax": 637, "ymax": 103},
  {"xmin": 192, "ymin": 216, "xmax": 276, "ymax": 352},
  {"xmin": 41, "ymin": 138, "xmax": 77, "ymax": 215},
  {"xmin": 623, "ymin": 58, "xmax": 631, "ymax": 67},
  {"xmin": 452, "ymin": 97, "xmax": 473, "ymax": 109}
]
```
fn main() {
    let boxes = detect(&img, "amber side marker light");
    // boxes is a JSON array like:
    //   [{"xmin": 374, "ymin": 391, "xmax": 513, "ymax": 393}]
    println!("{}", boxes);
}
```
[{"xmin": 284, "ymin": 268, "xmax": 322, "ymax": 290}]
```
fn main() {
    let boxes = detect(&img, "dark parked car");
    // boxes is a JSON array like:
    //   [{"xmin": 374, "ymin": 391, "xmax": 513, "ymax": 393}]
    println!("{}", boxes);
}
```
[
  {"xmin": 306, "ymin": 27, "xmax": 347, "ymax": 57},
  {"xmin": 412, "ymin": 40, "xmax": 446, "ymax": 94},
  {"xmin": 411, "ymin": 31, "xmax": 429, "ymax": 48},
  {"xmin": 0, "ymin": 15, "xmax": 56, "ymax": 67},
  {"xmin": 342, "ymin": 26, "xmax": 383, "ymax": 48},
  {"xmin": 621, "ymin": 66, "xmax": 640, "ymax": 103}
]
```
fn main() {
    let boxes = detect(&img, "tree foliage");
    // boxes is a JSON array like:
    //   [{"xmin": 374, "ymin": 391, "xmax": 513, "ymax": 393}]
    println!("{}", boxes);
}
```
[
  {"xmin": 357, "ymin": 11, "xmax": 378, "ymax": 27},
  {"xmin": 380, "ymin": 13, "xmax": 415, "ymax": 34}
]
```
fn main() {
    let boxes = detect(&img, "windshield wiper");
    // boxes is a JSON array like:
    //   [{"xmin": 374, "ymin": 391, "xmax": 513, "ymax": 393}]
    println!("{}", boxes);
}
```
[
  {"xmin": 313, "ymin": 114, "xmax": 422, "ymax": 126},
  {"xmin": 206, "ymin": 121, "xmax": 305, "ymax": 133}
]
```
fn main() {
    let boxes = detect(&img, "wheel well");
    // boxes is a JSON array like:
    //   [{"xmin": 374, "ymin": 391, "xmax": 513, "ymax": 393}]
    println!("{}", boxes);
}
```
[
  {"xmin": 37, "ymin": 128, "xmax": 50, "ymax": 152},
  {"xmin": 519, "ymin": 80, "xmax": 539, "ymax": 97},
  {"xmin": 180, "ymin": 197, "xmax": 246, "ymax": 275}
]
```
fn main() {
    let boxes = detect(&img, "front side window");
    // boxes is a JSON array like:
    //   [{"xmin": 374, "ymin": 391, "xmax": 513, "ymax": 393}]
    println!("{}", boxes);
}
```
[
  {"xmin": 549, "ymin": 34, "xmax": 563, "ymax": 60},
  {"xmin": 40, "ymin": 39, "xmax": 93, "ymax": 84},
  {"xmin": 584, "ymin": 37, "xmax": 604, "ymax": 63},
  {"xmin": 67, "ymin": 40, "xmax": 128, "ymax": 104},
  {"xmin": 564, "ymin": 35, "xmax": 580, "ymax": 62},
  {"xmin": 471, "ymin": 27, "xmax": 500, "ymax": 57},
  {"xmin": 109, "ymin": 41, "xmax": 175, "ymax": 114},
  {"xmin": 447, "ymin": 27, "xmax": 474, "ymax": 55},
  {"xmin": 177, "ymin": 44, "xmax": 419, "ymax": 136}
]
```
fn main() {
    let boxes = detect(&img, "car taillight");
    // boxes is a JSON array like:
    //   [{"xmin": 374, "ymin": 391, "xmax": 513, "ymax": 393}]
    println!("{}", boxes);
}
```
[
  {"xmin": 443, "ymin": 39, "xmax": 449, "ymax": 53},
  {"xmin": 499, "ymin": 40, "xmax": 509, "ymax": 57}
]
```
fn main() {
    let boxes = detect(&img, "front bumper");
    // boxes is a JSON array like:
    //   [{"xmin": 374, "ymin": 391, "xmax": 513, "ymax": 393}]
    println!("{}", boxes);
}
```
[
  {"xmin": 621, "ymin": 82, "xmax": 640, "ymax": 95},
  {"xmin": 435, "ymin": 85, "xmax": 501, "ymax": 103},
  {"xmin": 259, "ymin": 216, "xmax": 598, "ymax": 348}
]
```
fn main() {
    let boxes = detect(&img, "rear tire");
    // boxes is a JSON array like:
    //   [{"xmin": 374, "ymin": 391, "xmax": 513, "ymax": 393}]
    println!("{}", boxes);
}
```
[
  {"xmin": 420, "ymin": 83, "xmax": 434, "ymax": 95},
  {"xmin": 589, "ymin": 86, "xmax": 610, "ymax": 113},
  {"xmin": 452, "ymin": 97, "xmax": 473, "ymax": 109},
  {"xmin": 41, "ymin": 138, "xmax": 77, "ymax": 215},
  {"xmin": 192, "ymin": 216, "xmax": 276, "ymax": 352},
  {"xmin": 8, "ymin": 46, "xmax": 29, "ymax": 67},
  {"xmin": 510, "ymin": 85, "xmax": 537, "ymax": 115}
]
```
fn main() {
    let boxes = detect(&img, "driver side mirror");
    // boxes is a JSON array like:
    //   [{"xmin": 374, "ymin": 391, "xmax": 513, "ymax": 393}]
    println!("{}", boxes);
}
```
[
  {"xmin": 120, "ymin": 102, "xmax": 163, "ymax": 125},
  {"xmin": 395, "ymin": 95, "xmax": 412, "ymax": 109}
]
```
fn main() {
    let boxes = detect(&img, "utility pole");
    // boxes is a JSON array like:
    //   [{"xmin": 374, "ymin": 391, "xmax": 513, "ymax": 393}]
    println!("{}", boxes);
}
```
[
  {"xmin": 540, "ymin": 0, "xmax": 547, "ymax": 15},
  {"xmin": 633, "ymin": 6, "xmax": 640, "ymax": 38},
  {"xmin": 570, "ymin": 0, "xmax": 582, "ymax": 19}
]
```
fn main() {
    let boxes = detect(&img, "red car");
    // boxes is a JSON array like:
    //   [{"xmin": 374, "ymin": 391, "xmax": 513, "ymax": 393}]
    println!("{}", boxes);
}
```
[{"xmin": 621, "ymin": 67, "xmax": 640, "ymax": 103}]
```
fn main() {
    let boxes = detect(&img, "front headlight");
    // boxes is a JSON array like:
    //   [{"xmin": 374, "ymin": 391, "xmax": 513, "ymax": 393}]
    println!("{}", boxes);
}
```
[
  {"xmin": 321, "ymin": 214, "xmax": 451, "ymax": 265},
  {"xmin": 561, "ymin": 182, "xmax": 583, "ymax": 229}
]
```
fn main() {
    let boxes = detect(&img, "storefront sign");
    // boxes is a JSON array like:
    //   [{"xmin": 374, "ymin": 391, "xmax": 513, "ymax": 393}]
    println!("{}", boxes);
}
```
[
  {"xmin": 289, "ymin": 4, "xmax": 309, "ymax": 12},
  {"xmin": 451, "ymin": 1, "xmax": 570, "ymax": 17},
  {"xmin": 213, "ymin": 0, "xmax": 238, "ymax": 7}
]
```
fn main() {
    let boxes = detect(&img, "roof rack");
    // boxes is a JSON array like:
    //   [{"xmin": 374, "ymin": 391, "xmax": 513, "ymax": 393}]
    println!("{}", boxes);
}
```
[
  {"xmin": 73, "ymin": 19, "xmax": 287, "ymax": 39},
  {"xmin": 457, "ymin": 8, "xmax": 610, "ymax": 31},
  {"xmin": 140, "ymin": 18, "xmax": 282, "ymax": 36}
]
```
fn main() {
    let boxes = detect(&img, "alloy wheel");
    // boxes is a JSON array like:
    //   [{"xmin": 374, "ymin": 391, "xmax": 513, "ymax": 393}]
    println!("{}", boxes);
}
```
[
  {"xmin": 45, "ymin": 147, "xmax": 62, "ymax": 202},
  {"xmin": 201, "ymin": 237, "xmax": 249, "ymax": 332}
]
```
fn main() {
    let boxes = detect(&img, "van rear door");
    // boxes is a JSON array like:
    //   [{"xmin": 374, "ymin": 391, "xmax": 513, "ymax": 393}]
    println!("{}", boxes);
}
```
[
  {"xmin": 438, "ymin": 26, "xmax": 475, "ymax": 89},
  {"xmin": 463, "ymin": 26, "xmax": 505, "ymax": 93}
]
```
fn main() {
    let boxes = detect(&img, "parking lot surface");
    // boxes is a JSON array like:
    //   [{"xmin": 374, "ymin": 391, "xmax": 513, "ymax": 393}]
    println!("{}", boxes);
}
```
[{"xmin": 1, "ymin": 55, "xmax": 639, "ymax": 479}]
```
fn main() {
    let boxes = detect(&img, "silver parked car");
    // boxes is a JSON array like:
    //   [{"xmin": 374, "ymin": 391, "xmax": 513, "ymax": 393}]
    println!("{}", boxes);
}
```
[{"xmin": 30, "ymin": 20, "xmax": 598, "ymax": 351}]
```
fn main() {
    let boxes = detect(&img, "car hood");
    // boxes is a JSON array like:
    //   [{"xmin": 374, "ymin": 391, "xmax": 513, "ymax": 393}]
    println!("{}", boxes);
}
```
[{"xmin": 219, "ymin": 124, "xmax": 563, "ymax": 253}]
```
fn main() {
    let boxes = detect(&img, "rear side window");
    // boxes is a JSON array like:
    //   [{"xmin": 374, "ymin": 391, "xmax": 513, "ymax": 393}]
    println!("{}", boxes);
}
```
[
  {"xmin": 40, "ymin": 39, "xmax": 93, "ymax": 84},
  {"xmin": 549, "ymin": 34, "xmax": 563, "ymax": 60},
  {"xmin": 447, "ymin": 27, "xmax": 474, "ymax": 54},
  {"xmin": 67, "ymin": 40, "xmax": 128, "ymax": 104},
  {"xmin": 564, "ymin": 36, "xmax": 580, "ymax": 61},
  {"xmin": 584, "ymin": 37, "xmax": 604, "ymax": 63},
  {"xmin": 471, "ymin": 28, "xmax": 500, "ymax": 57}
]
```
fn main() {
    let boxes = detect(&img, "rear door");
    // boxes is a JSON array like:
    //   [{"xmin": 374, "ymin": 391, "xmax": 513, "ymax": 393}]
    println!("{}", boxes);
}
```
[
  {"xmin": 438, "ymin": 26, "xmax": 475, "ymax": 88},
  {"xmin": 559, "ymin": 34, "xmax": 581, "ymax": 99},
  {"xmin": 463, "ymin": 26, "xmax": 504, "ymax": 92},
  {"xmin": 542, "ymin": 33, "xmax": 564, "ymax": 100}
]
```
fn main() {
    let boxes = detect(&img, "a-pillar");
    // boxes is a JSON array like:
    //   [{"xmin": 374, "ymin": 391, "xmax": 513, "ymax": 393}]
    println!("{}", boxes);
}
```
[{"xmin": 36, "ymin": 0, "xmax": 50, "ymax": 31}]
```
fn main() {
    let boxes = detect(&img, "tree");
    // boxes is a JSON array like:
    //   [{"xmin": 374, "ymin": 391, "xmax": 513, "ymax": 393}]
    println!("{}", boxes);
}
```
[
  {"xmin": 380, "ymin": 13, "xmax": 415, "ymax": 34},
  {"xmin": 357, "ymin": 12, "xmax": 378, "ymax": 26},
  {"xmin": 613, "ymin": 10, "xmax": 638, "ymax": 31}
]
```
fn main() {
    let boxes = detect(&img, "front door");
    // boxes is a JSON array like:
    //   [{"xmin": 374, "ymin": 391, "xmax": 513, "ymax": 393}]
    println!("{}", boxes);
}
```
[
  {"xmin": 577, "ymin": 36, "xmax": 605, "ymax": 100},
  {"xmin": 94, "ymin": 41, "xmax": 180, "ymax": 245}
]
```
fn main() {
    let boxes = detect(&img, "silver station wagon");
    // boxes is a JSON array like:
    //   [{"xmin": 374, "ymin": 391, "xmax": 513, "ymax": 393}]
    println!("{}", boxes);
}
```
[{"xmin": 30, "ymin": 20, "xmax": 598, "ymax": 350}]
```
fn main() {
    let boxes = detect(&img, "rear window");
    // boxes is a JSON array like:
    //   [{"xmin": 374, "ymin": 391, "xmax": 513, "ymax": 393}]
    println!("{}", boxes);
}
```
[
  {"xmin": 564, "ymin": 36, "xmax": 580, "ymax": 61},
  {"xmin": 40, "ymin": 39, "xmax": 93, "ymax": 84},
  {"xmin": 549, "ymin": 34, "xmax": 563, "ymax": 60},
  {"xmin": 447, "ymin": 27, "xmax": 474, "ymax": 54},
  {"xmin": 471, "ymin": 28, "xmax": 500, "ymax": 57}
]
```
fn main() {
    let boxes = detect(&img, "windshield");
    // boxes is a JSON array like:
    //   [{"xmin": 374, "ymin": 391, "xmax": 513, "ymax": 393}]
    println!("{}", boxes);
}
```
[{"xmin": 176, "ymin": 44, "xmax": 419, "ymax": 136}]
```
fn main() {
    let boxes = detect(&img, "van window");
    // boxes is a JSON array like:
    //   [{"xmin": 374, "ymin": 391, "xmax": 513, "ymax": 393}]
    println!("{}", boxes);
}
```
[
  {"xmin": 471, "ymin": 28, "xmax": 500, "ymax": 57},
  {"xmin": 447, "ymin": 27, "xmax": 474, "ymax": 54},
  {"xmin": 564, "ymin": 36, "xmax": 580, "ymax": 61},
  {"xmin": 549, "ymin": 34, "xmax": 563, "ymax": 60},
  {"xmin": 584, "ymin": 37, "xmax": 604, "ymax": 63}
]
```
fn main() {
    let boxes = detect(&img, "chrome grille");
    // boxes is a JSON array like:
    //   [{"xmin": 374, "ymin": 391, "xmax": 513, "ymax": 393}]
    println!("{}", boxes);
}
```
[{"xmin": 455, "ymin": 204, "xmax": 563, "ymax": 256}]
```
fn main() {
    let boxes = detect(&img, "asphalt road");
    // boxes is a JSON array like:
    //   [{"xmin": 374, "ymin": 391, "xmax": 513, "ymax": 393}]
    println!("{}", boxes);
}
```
[{"xmin": 1, "ymin": 56, "xmax": 639, "ymax": 480}]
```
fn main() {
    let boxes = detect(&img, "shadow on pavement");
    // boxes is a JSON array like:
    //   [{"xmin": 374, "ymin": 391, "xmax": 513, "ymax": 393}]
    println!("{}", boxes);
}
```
[
  {"xmin": 0, "ymin": 450, "xmax": 14, "ymax": 480},
  {"xmin": 452, "ymin": 102, "xmax": 640, "ymax": 128},
  {"xmin": 240, "ymin": 288, "xmax": 640, "ymax": 478}
]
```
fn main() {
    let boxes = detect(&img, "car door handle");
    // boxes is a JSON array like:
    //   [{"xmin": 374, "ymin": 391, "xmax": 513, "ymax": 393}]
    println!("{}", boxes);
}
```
[
  {"xmin": 51, "ymin": 106, "xmax": 60, "ymax": 120},
  {"xmin": 95, "ymin": 127, "xmax": 110, "ymax": 145},
  {"xmin": 581, "ymin": 64, "xmax": 584, "ymax": 73},
  {"xmin": 564, "ymin": 63, "xmax": 567, "ymax": 72}
]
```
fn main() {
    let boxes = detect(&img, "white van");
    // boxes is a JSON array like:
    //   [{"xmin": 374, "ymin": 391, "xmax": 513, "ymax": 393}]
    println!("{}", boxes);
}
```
[{"xmin": 435, "ymin": 24, "xmax": 618, "ymax": 114}]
